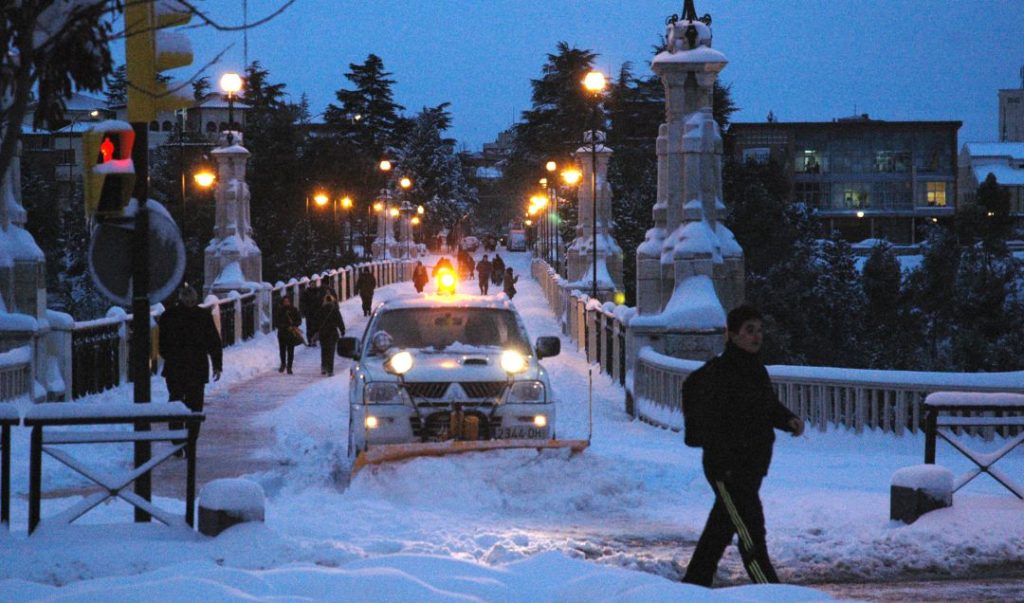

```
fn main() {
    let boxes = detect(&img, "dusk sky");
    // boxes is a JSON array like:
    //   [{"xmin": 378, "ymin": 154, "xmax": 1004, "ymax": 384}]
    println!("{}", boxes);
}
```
[{"xmin": 184, "ymin": 0, "xmax": 1024, "ymax": 150}]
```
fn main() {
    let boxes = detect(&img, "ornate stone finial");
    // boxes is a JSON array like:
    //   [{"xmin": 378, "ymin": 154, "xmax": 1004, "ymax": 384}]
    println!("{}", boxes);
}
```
[
  {"xmin": 667, "ymin": 0, "xmax": 712, "ymax": 26},
  {"xmin": 683, "ymin": 0, "xmax": 697, "ymax": 21}
]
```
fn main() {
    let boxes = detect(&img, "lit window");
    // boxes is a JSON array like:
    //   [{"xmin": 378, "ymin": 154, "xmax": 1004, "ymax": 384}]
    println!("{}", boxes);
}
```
[{"xmin": 926, "ymin": 182, "xmax": 946, "ymax": 207}]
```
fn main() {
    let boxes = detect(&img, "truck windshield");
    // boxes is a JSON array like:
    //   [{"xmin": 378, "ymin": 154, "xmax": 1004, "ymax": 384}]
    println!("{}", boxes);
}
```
[{"xmin": 368, "ymin": 308, "xmax": 530, "ymax": 354}]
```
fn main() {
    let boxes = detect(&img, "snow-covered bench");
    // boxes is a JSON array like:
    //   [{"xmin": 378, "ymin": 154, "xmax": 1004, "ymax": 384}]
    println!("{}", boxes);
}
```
[
  {"xmin": 23, "ymin": 402, "xmax": 204, "ymax": 534},
  {"xmin": 924, "ymin": 392, "xmax": 1024, "ymax": 500}
]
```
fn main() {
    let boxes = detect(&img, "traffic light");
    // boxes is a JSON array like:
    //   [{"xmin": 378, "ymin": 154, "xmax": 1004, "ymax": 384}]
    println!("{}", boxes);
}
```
[
  {"xmin": 83, "ymin": 124, "xmax": 136, "ymax": 219},
  {"xmin": 126, "ymin": 0, "xmax": 194, "ymax": 122}
]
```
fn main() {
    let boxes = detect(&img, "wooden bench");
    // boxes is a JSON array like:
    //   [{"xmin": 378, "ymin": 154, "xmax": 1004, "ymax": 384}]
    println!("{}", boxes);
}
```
[
  {"xmin": 924, "ymin": 392, "xmax": 1024, "ymax": 500},
  {"xmin": 23, "ymin": 402, "xmax": 204, "ymax": 534},
  {"xmin": 1, "ymin": 405, "xmax": 19, "ymax": 527}
]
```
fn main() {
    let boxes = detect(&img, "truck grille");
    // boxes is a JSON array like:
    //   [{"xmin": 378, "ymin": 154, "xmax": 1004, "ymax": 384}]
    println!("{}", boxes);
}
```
[
  {"xmin": 460, "ymin": 382, "xmax": 506, "ymax": 399},
  {"xmin": 410, "ymin": 413, "xmax": 503, "ymax": 441},
  {"xmin": 404, "ymin": 382, "xmax": 449, "ymax": 399}
]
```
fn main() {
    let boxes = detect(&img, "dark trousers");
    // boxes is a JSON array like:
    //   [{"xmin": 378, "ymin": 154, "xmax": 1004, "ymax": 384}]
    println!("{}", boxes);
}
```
[
  {"xmin": 278, "ymin": 337, "xmax": 295, "ymax": 369},
  {"xmin": 479, "ymin": 278, "xmax": 490, "ymax": 294},
  {"xmin": 320, "ymin": 334, "xmax": 338, "ymax": 374},
  {"xmin": 683, "ymin": 472, "xmax": 780, "ymax": 587},
  {"xmin": 168, "ymin": 377, "xmax": 205, "ymax": 442},
  {"xmin": 360, "ymin": 294, "xmax": 373, "ymax": 316}
]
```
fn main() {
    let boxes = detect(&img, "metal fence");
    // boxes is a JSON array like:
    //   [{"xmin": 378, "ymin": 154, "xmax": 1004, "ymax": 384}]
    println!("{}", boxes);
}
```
[{"xmin": 530, "ymin": 257, "xmax": 1024, "ymax": 437}]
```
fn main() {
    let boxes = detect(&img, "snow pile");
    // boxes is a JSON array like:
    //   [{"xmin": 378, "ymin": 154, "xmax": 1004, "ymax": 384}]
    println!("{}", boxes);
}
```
[
  {"xmin": 891, "ymin": 464, "xmax": 954, "ymax": 492},
  {"xmin": 200, "ymin": 479, "xmax": 265, "ymax": 517}
]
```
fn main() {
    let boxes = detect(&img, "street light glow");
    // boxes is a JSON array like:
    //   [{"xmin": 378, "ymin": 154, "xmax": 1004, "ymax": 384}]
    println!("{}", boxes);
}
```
[
  {"xmin": 219, "ymin": 72, "xmax": 243, "ymax": 95},
  {"xmin": 417, "ymin": 205, "xmax": 424, "ymax": 215},
  {"xmin": 193, "ymin": 170, "xmax": 216, "ymax": 188},
  {"xmin": 340, "ymin": 196, "xmax": 353, "ymax": 209},
  {"xmin": 411, "ymin": 216, "xmax": 421, "ymax": 225},
  {"xmin": 313, "ymin": 193, "xmax": 329, "ymax": 207},
  {"xmin": 561, "ymin": 168, "xmax": 582, "ymax": 185},
  {"xmin": 374, "ymin": 201, "xmax": 384, "ymax": 212},
  {"xmin": 390, "ymin": 208, "xmax": 400, "ymax": 218},
  {"xmin": 546, "ymin": 161, "xmax": 557, "ymax": 172},
  {"xmin": 583, "ymin": 70, "xmax": 607, "ymax": 93},
  {"xmin": 399, "ymin": 176, "xmax": 412, "ymax": 189},
  {"xmin": 379, "ymin": 159, "xmax": 392, "ymax": 172}
]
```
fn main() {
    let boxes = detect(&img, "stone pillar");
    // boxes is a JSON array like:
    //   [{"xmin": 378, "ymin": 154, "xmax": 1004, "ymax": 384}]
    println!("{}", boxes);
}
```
[
  {"xmin": 371, "ymin": 190, "xmax": 398, "ymax": 260},
  {"xmin": 397, "ymin": 200, "xmax": 418, "ymax": 260},
  {"xmin": 629, "ymin": 3, "xmax": 745, "ymax": 362},
  {"xmin": 204, "ymin": 132, "xmax": 263, "ymax": 297},
  {"xmin": 566, "ymin": 130, "xmax": 622, "ymax": 301},
  {"xmin": 0, "ymin": 140, "xmax": 55, "ymax": 400}
]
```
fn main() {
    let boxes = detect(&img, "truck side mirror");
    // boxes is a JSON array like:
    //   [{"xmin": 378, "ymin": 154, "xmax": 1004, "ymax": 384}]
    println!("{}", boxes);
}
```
[
  {"xmin": 535, "ymin": 336, "xmax": 560, "ymax": 359},
  {"xmin": 337, "ymin": 337, "xmax": 360, "ymax": 359}
]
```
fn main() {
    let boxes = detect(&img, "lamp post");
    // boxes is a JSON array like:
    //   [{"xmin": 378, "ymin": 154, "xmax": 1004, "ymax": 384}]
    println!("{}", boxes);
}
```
[
  {"xmin": 545, "ymin": 160, "xmax": 558, "ymax": 265},
  {"xmin": 219, "ymin": 72, "xmax": 243, "ymax": 145},
  {"xmin": 341, "ymin": 195, "xmax": 354, "ymax": 257},
  {"xmin": 560, "ymin": 167, "xmax": 582, "ymax": 277},
  {"xmin": 583, "ymin": 69, "xmax": 607, "ymax": 299}
]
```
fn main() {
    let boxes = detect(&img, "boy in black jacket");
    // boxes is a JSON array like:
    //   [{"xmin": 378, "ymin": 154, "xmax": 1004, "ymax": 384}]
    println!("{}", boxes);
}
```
[{"xmin": 683, "ymin": 305, "xmax": 804, "ymax": 587}]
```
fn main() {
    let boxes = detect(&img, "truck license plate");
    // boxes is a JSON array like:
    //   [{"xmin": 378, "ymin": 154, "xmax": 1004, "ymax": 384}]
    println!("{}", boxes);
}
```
[{"xmin": 494, "ymin": 426, "xmax": 544, "ymax": 439}]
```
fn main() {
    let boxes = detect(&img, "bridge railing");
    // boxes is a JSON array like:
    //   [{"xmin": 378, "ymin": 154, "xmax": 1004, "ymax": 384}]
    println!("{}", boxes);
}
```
[
  {"xmin": 57, "ymin": 259, "xmax": 408, "ymax": 400},
  {"xmin": 0, "ymin": 346, "xmax": 32, "ymax": 402},
  {"xmin": 531, "ymin": 258, "xmax": 1024, "ymax": 437}
]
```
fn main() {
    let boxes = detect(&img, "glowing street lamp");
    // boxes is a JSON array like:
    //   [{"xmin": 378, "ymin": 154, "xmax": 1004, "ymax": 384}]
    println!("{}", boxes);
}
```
[
  {"xmin": 313, "ymin": 192, "xmax": 329, "ymax": 207},
  {"xmin": 583, "ymin": 69, "xmax": 607, "ymax": 298},
  {"xmin": 219, "ymin": 72, "xmax": 243, "ymax": 144},
  {"xmin": 193, "ymin": 170, "xmax": 216, "ymax": 188}
]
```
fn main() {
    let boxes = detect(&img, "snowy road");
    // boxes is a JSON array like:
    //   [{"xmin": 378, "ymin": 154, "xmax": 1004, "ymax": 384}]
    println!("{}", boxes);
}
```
[{"xmin": 2, "ymin": 251, "xmax": 1023, "ymax": 601}]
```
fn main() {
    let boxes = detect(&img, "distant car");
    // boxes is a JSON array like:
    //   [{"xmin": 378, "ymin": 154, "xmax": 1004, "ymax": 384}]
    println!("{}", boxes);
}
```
[
  {"xmin": 506, "ymin": 230, "xmax": 526, "ymax": 252},
  {"xmin": 460, "ymin": 236, "xmax": 481, "ymax": 252},
  {"xmin": 338, "ymin": 296, "xmax": 563, "ymax": 460}
]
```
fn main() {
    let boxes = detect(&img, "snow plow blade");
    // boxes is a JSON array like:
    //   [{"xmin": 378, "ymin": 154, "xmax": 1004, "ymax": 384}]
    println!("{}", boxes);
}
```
[{"xmin": 352, "ymin": 439, "xmax": 589, "ymax": 475}]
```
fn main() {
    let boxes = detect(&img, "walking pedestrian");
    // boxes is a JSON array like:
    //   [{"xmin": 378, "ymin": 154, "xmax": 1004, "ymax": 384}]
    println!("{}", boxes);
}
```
[
  {"xmin": 502, "ymin": 266, "xmax": 518, "ymax": 299},
  {"xmin": 158, "ymin": 284, "xmax": 222, "ymax": 456},
  {"xmin": 433, "ymin": 256, "xmax": 454, "ymax": 277},
  {"xmin": 276, "ymin": 296, "xmax": 302, "ymax": 374},
  {"xmin": 317, "ymin": 295, "xmax": 345, "ymax": 376},
  {"xmin": 491, "ymin": 254, "xmax": 505, "ymax": 286},
  {"xmin": 681, "ymin": 304, "xmax": 804, "ymax": 587},
  {"xmin": 413, "ymin": 261, "xmax": 429, "ymax": 293},
  {"xmin": 355, "ymin": 267, "xmax": 377, "ymax": 317},
  {"xmin": 300, "ymin": 281, "xmax": 323, "ymax": 347},
  {"xmin": 476, "ymin": 254, "xmax": 493, "ymax": 294}
]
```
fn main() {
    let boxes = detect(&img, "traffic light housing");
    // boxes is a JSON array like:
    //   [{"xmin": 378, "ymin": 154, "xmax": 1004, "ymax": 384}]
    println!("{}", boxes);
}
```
[
  {"xmin": 126, "ymin": 0, "xmax": 194, "ymax": 122},
  {"xmin": 83, "ymin": 124, "xmax": 136, "ymax": 219}
]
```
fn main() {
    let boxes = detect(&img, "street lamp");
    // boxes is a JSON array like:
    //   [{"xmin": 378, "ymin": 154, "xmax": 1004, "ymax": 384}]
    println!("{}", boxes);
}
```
[
  {"xmin": 219, "ymin": 72, "xmax": 243, "ymax": 145},
  {"xmin": 545, "ymin": 160, "xmax": 558, "ymax": 265},
  {"xmin": 193, "ymin": 169, "xmax": 216, "ymax": 188},
  {"xmin": 583, "ymin": 69, "xmax": 607, "ymax": 298},
  {"xmin": 341, "ymin": 195, "xmax": 354, "ymax": 256}
]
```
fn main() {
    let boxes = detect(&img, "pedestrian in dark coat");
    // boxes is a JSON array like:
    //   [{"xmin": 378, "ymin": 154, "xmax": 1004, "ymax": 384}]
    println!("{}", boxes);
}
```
[
  {"xmin": 301, "ymin": 282, "xmax": 324, "ymax": 347},
  {"xmin": 276, "ymin": 296, "xmax": 302, "ymax": 374},
  {"xmin": 502, "ymin": 267, "xmax": 518, "ymax": 299},
  {"xmin": 158, "ymin": 284, "xmax": 222, "ymax": 452},
  {"xmin": 491, "ymin": 254, "xmax": 505, "ymax": 286},
  {"xmin": 413, "ymin": 261, "xmax": 429, "ymax": 293},
  {"xmin": 476, "ymin": 255, "xmax": 493, "ymax": 295},
  {"xmin": 682, "ymin": 305, "xmax": 804, "ymax": 588},
  {"xmin": 317, "ymin": 295, "xmax": 345, "ymax": 376},
  {"xmin": 355, "ymin": 267, "xmax": 377, "ymax": 316}
]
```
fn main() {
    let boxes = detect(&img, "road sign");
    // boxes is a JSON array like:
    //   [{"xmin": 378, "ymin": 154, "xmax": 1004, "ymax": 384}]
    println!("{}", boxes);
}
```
[{"xmin": 88, "ymin": 201, "xmax": 186, "ymax": 306}]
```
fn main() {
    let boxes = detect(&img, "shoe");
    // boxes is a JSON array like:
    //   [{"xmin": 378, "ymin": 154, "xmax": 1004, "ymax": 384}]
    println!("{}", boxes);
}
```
[
  {"xmin": 287, "ymin": 368, "xmax": 293, "ymax": 374},
  {"xmin": 322, "ymin": 369, "xmax": 327, "ymax": 375},
  {"xmin": 279, "ymin": 365, "xmax": 285, "ymax": 373},
  {"xmin": 328, "ymin": 371, "xmax": 333, "ymax": 377}
]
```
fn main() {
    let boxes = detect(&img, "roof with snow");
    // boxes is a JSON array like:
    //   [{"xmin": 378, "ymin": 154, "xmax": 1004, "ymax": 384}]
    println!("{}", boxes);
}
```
[
  {"xmin": 972, "ymin": 162, "xmax": 1024, "ymax": 186},
  {"xmin": 963, "ymin": 142, "xmax": 1024, "ymax": 160}
]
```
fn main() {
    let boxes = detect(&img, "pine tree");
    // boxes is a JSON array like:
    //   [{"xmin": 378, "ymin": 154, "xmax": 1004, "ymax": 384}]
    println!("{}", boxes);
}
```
[
  {"xmin": 104, "ymin": 64, "xmax": 127, "ymax": 107},
  {"xmin": 192, "ymin": 76, "xmax": 210, "ymax": 101},
  {"xmin": 324, "ymin": 54, "xmax": 407, "ymax": 156}
]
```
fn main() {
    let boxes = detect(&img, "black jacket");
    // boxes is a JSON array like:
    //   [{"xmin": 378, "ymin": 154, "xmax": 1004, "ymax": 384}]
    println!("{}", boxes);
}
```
[
  {"xmin": 356, "ymin": 272, "xmax": 377, "ymax": 297},
  {"xmin": 317, "ymin": 302, "xmax": 346, "ymax": 340},
  {"xmin": 159, "ymin": 304, "xmax": 223, "ymax": 385},
  {"xmin": 275, "ymin": 304, "xmax": 301, "ymax": 336},
  {"xmin": 699, "ymin": 342, "xmax": 797, "ymax": 479}
]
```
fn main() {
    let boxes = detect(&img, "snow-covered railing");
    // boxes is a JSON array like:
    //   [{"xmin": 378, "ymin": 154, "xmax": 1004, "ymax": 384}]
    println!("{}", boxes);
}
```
[
  {"xmin": 634, "ymin": 346, "xmax": 1024, "ymax": 437},
  {"xmin": 62, "ymin": 259, "xmax": 409, "ymax": 400},
  {"xmin": 0, "ymin": 346, "xmax": 33, "ymax": 402},
  {"xmin": 531, "ymin": 258, "xmax": 632, "ymax": 387}
]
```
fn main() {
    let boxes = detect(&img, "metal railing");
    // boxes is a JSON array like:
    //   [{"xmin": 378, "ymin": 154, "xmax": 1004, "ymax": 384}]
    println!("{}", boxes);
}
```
[
  {"xmin": 530, "ymin": 257, "xmax": 1024, "ymax": 437},
  {"xmin": 0, "ymin": 347, "xmax": 33, "ymax": 402},
  {"xmin": 70, "ymin": 317, "xmax": 123, "ymax": 398}
]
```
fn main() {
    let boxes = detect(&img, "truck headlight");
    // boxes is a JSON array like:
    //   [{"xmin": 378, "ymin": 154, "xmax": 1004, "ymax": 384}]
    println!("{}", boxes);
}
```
[
  {"xmin": 506, "ymin": 381, "xmax": 545, "ymax": 403},
  {"xmin": 385, "ymin": 350, "xmax": 414, "ymax": 375},
  {"xmin": 364, "ymin": 382, "xmax": 406, "ymax": 404},
  {"xmin": 500, "ymin": 350, "xmax": 527, "ymax": 374}
]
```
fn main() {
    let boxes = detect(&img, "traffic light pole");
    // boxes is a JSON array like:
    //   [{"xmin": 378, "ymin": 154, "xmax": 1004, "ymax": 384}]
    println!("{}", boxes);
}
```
[{"xmin": 131, "ymin": 123, "xmax": 152, "ymax": 522}]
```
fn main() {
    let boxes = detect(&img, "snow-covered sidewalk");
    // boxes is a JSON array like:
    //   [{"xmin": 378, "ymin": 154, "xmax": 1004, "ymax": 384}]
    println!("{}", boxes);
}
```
[{"xmin": 1, "ymin": 251, "xmax": 1022, "ymax": 602}]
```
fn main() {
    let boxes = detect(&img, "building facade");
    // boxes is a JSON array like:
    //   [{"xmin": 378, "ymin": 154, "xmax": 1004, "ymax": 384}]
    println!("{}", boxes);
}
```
[
  {"xmin": 959, "ymin": 142, "xmax": 1024, "ymax": 227},
  {"xmin": 999, "ymin": 86, "xmax": 1024, "ymax": 142},
  {"xmin": 728, "ymin": 116, "xmax": 961, "ymax": 244}
]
